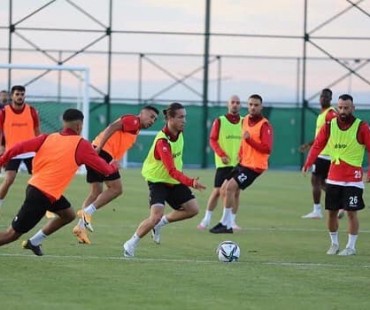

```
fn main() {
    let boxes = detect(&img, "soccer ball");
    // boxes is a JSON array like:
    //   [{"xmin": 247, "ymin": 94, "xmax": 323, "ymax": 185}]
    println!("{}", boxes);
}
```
[{"xmin": 216, "ymin": 241, "xmax": 240, "ymax": 262}]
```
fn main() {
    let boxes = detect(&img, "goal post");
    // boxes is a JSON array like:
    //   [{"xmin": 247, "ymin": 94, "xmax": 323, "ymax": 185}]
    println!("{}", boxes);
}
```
[{"xmin": 0, "ymin": 63, "xmax": 90, "ymax": 140}]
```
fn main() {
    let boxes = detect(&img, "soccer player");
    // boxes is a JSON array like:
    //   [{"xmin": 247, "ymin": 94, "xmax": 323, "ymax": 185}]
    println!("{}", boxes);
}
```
[
  {"xmin": 0, "ymin": 85, "xmax": 40, "ymax": 209},
  {"xmin": 302, "ymin": 94, "xmax": 370, "ymax": 256},
  {"xmin": 0, "ymin": 109, "xmax": 118, "ymax": 256},
  {"xmin": 0, "ymin": 90, "xmax": 9, "ymax": 175},
  {"xmin": 72, "ymin": 105, "xmax": 159, "ymax": 244},
  {"xmin": 123, "ymin": 102, "xmax": 206, "ymax": 257},
  {"xmin": 197, "ymin": 95, "xmax": 243, "ymax": 230},
  {"xmin": 210, "ymin": 94, "xmax": 273, "ymax": 234},
  {"xmin": 0, "ymin": 90, "xmax": 9, "ymax": 108},
  {"xmin": 299, "ymin": 88, "xmax": 338, "ymax": 219}
]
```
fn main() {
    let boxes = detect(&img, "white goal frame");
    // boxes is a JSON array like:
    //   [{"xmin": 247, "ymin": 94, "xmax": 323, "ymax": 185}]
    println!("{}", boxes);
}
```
[{"xmin": 0, "ymin": 63, "xmax": 91, "ymax": 140}]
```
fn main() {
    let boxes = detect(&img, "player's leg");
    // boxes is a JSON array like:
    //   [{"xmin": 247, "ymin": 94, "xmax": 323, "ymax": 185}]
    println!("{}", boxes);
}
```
[
  {"xmin": 0, "ymin": 226, "xmax": 22, "ymax": 246},
  {"xmin": 231, "ymin": 188, "xmax": 241, "ymax": 230},
  {"xmin": 302, "ymin": 158, "xmax": 327, "ymax": 219},
  {"xmin": 210, "ymin": 166, "xmax": 260, "ymax": 234},
  {"xmin": 209, "ymin": 179, "xmax": 238, "ymax": 233},
  {"xmin": 5, "ymin": 185, "xmax": 48, "ymax": 255},
  {"xmin": 197, "ymin": 187, "xmax": 220, "ymax": 229},
  {"xmin": 73, "ymin": 181, "xmax": 102, "ymax": 243},
  {"xmin": 93, "ymin": 178, "xmax": 122, "ymax": 210},
  {"xmin": 222, "ymin": 179, "xmax": 238, "ymax": 227},
  {"xmin": 43, "ymin": 197, "xmax": 76, "ymax": 235},
  {"xmin": 72, "ymin": 164, "xmax": 104, "ymax": 242},
  {"xmin": 152, "ymin": 185, "xmax": 197, "ymax": 243},
  {"xmin": 338, "ymin": 186, "xmax": 364, "ymax": 256},
  {"xmin": 0, "ymin": 159, "xmax": 21, "ymax": 207},
  {"xmin": 27, "ymin": 196, "xmax": 75, "ymax": 254},
  {"xmin": 325, "ymin": 184, "xmax": 341, "ymax": 255},
  {"xmin": 123, "ymin": 182, "xmax": 167, "ymax": 257},
  {"xmin": 165, "ymin": 198, "xmax": 199, "ymax": 223},
  {"xmin": 198, "ymin": 168, "xmax": 221, "ymax": 229},
  {"xmin": 124, "ymin": 204, "xmax": 165, "ymax": 257},
  {"xmin": 83, "ymin": 182, "xmax": 104, "ymax": 209},
  {"xmin": 77, "ymin": 170, "xmax": 121, "ymax": 233},
  {"xmin": 198, "ymin": 167, "xmax": 231, "ymax": 229}
]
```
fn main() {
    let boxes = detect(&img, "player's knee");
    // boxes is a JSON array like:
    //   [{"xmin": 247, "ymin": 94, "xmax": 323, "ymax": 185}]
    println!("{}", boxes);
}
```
[
  {"xmin": 62, "ymin": 210, "xmax": 76, "ymax": 223},
  {"xmin": 91, "ymin": 189, "xmax": 102, "ymax": 199},
  {"xmin": 225, "ymin": 185, "xmax": 236, "ymax": 196},
  {"xmin": 150, "ymin": 215, "xmax": 162, "ymax": 226},
  {"xmin": 5, "ymin": 227, "xmax": 21, "ymax": 243},
  {"xmin": 113, "ymin": 185, "xmax": 123, "ymax": 197},
  {"xmin": 187, "ymin": 204, "xmax": 199, "ymax": 217},
  {"xmin": 107, "ymin": 181, "xmax": 123, "ymax": 197},
  {"xmin": 191, "ymin": 208, "xmax": 199, "ymax": 217},
  {"xmin": 3, "ymin": 178, "xmax": 15, "ymax": 188}
]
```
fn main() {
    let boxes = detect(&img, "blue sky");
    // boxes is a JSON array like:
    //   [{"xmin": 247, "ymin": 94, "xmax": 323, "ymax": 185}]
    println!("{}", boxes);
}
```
[{"xmin": 0, "ymin": 0, "xmax": 370, "ymax": 105}]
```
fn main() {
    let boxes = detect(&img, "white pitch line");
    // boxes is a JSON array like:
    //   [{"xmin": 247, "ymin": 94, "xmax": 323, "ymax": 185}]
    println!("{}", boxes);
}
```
[
  {"xmin": 1, "ymin": 252, "xmax": 370, "ymax": 269},
  {"xmin": 1, "ymin": 224, "xmax": 369, "ymax": 234}
]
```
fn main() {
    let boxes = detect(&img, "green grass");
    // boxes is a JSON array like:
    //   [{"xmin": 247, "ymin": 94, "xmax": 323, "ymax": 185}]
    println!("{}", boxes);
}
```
[{"xmin": 0, "ymin": 169, "xmax": 370, "ymax": 310}]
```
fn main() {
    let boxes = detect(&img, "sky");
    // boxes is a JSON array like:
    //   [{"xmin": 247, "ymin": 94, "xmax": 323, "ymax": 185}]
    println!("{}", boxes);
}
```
[{"xmin": 0, "ymin": 0, "xmax": 370, "ymax": 106}]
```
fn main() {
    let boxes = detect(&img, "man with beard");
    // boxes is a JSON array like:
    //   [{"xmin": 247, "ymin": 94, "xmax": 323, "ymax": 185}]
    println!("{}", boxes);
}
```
[
  {"xmin": 123, "ymin": 102, "xmax": 206, "ymax": 257},
  {"xmin": 209, "ymin": 94, "xmax": 273, "ymax": 234},
  {"xmin": 303, "ymin": 94, "xmax": 370, "ymax": 256},
  {"xmin": 0, "ymin": 85, "xmax": 40, "ymax": 209},
  {"xmin": 73, "ymin": 105, "xmax": 159, "ymax": 244}
]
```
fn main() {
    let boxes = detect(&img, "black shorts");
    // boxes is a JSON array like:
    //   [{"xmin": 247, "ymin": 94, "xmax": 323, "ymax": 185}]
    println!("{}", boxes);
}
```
[
  {"xmin": 312, "ymin": 157, "xmax": 330, "ymax": 179},
  {"xmin": 227, "ymin": 164, "xmax": 261, "ymax": 190},
  {"xmin": 86, "ymin": 149, "xmax": 120, "ymax": 183},
  {"xmin": 148, "ymin": 182, "xmax": 195, "ymax": 210},
  {"xmin": 5, "ymin": 157, "xmax": 33, "ymax": 174},
  {"xmin": 325, "ymin": 184, "xmax": 365, "ymax": 212},
  {"xmin": 214, "ymin": 166, "xmax": 234, "ymax": 187},
  {"xmin": 11, "ymin": 185, "xmax": 71, "ymax": 234}
]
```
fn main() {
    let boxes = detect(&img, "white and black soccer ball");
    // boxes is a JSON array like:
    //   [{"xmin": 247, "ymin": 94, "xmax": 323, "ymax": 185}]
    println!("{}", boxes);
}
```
[{"xmin": 216, "ymin": 240, "xmax": 240, "ymax": 262}]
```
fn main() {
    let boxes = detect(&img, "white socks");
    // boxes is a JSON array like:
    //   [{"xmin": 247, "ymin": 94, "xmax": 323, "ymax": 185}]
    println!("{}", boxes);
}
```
[
  {"xmin": 84, "ymin": 204, "xmax": 97, "ymax": 215},
  {"xmin": 128, "ymin": 233, "xmax": 141, "ymax": 246},
  {"xmin": 29, "ymin": 230, "xmax": 47, "ymax": 246},
  {"xmin": 231, "ymin": 213, "xmax": 237, "ymax": 226},
  {"xmin": 220, "ymin": 208, "xmax": 232, "ymax": 229},
  {"xmin": 78, "ymin": 203, "xmax": 96, "ymax": 228},
  {"xmin": 202, "ymin": 210, "xmax": 213, "ymax": 224},
  {"xmin": 329, "ymin": 231, "xmax": 338, "ymax": 245},
  {"xmin": 155, "ymin": 215, "xmax": 169, "ymax": 229},
  {"xmin": 329, "ymin": 232, "xmax": 358, "ymax": 250},
  {"xmin": 313, "ymin": 204, "xmax": 321, "ymax": 213},
  {"xmin": 346, "ymin": 234, "xmax": 357, "ymax": 250}
]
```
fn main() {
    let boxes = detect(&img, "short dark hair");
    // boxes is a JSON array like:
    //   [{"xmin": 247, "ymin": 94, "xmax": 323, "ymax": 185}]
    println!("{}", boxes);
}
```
[
  {"xmin": 321, "ymin": 88, "xmax": 332, "ymax": 95},
  {"xmin": 249, "ymin": 94, "xmax": 263, "ymax": 103},
  {"xmin": 338, "ymin": 94, "xmax": 353, "ymax": 102},
  {"xmin": 163, "ymin": 102, "xmax": 184, "ymax": 118},
  {"xmin": 63, "ymin": 109, "xmax": 84, "ymax": 122},
  {"xmin": 143, "ymin": 105, "xmax": 159, "ymax": 115},
  {"xmin": 11, "ymin": 85, "xmax": 26, "ymax": 94},
  {"xmin": 320, "ymin": 88, "xmax": 332, "ymax": 98}
]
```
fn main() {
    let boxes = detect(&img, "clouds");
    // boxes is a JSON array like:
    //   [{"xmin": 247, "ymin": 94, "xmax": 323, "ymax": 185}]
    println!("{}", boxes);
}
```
[{"xmin": 0, "ymin": 1, "xmax": 369, "ymax": 104}]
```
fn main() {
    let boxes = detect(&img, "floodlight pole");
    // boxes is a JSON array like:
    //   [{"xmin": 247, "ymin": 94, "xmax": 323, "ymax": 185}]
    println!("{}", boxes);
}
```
[
  {"xmin": 202, "ymin": 0, "xmax": 211, "ymax": 168},
  {"xmin": 7, "ymin": 0, "xmax": 13, "ymax": 90},
  {"xmin": 300, "ymin": 0, "xmax": 308, "ymax": 168}
]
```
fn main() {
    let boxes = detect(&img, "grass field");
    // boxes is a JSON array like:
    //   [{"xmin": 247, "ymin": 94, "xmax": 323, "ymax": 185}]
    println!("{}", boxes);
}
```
[{"xmin": 0, "ymin": 169, "xmax": 370, "ymax": 310}]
